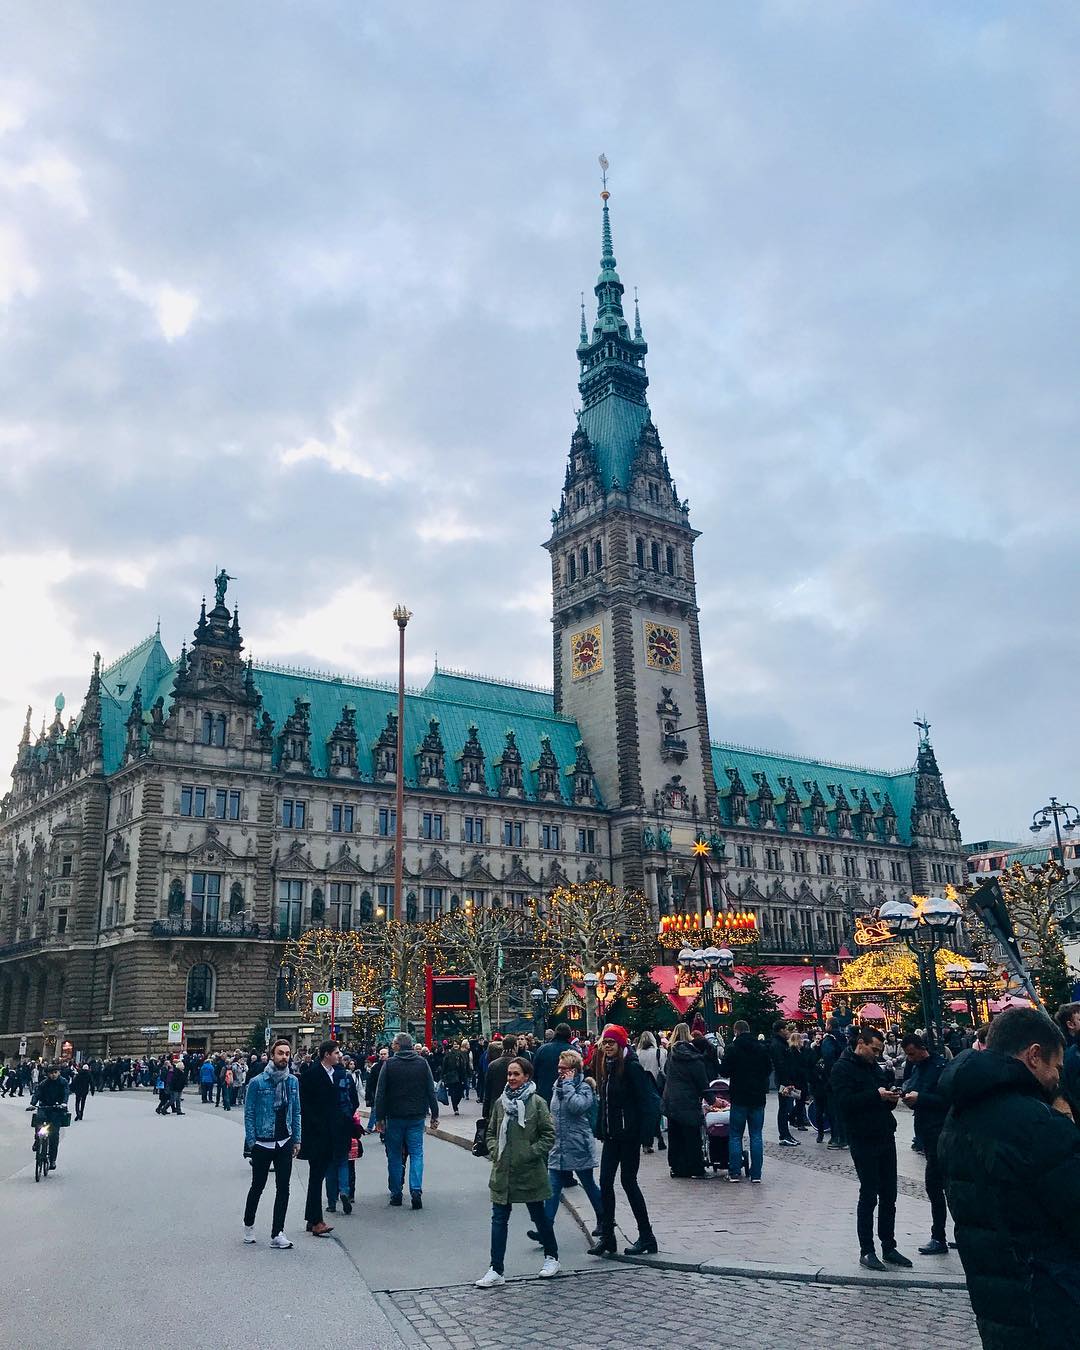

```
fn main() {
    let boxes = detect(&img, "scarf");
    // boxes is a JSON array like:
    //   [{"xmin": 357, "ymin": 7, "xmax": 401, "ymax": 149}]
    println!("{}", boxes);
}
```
[
  {"xmin": 264, "ymin": 1062, "xmax": 290, "ymax": 1109},
  {"xmin": 495, "ymin": 1079, "xmax": 536, "ymax": 1162}
]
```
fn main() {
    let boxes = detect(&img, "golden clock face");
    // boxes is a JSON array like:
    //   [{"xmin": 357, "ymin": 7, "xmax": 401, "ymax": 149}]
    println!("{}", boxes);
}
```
[
  {"xmin": 644, "ymin": 621, "xmax": 681, "ymax": 672},
  {"xmin": 570, "ymin": 625, "xmax": 603, "ymax": 680}
]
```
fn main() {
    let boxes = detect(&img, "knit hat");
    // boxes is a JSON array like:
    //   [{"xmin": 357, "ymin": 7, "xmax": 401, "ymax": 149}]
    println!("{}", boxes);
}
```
[{"xmin": 599, "ymin": 1024, "xmax": 629, "ymax": 1049}]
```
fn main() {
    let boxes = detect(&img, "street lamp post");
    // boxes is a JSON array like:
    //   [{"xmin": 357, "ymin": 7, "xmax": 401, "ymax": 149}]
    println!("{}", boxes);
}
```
[
  {"xmin": 677, "ymin": 946, "xmax": 734, "ymax": 1033},
  {"xmin": 583, "ymin": 972, "xmax": 599, "ymax": 1035},
  {"xmin": 879, "ymin": 896, "xmax": 962, "ymax": 1052},
  {"xmin": 1030, "ymin": 797, "xmax": 1079, "ymax": 871},
  {"xmin": 392, "ymin": 605, "xmax": 411, "ymax": 922}
]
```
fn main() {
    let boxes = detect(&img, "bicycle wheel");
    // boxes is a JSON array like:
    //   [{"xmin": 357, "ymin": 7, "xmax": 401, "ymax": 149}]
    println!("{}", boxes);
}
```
[{"xmin": 34, "ymin": 1145, "xmax": 42, "ymax": 1182}]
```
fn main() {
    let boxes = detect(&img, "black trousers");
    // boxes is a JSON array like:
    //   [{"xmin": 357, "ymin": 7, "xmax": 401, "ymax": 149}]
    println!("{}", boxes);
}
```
[
  {"xmin": 73, "ymin": 1090, "xmax": 89, "ymax": 1120},
  {"xmin": 304, "ymin": 1152, "xmax": 330, "ymax": 1225},
  {"xmin": 849, "ymin": 1138, "xmax": 898, "ymax": 1254},
  {"xmin": 776, "ymin": 1091, "xmax": 795, "ymax": 1141},
  {"xmin": 667, "ymin": 1118, "xmax": 705, "ymax": 1177},
  {"xmin": 245, "ymin": 1146, "xmax": 293, "ymax": 1237},
  {"xmin": 599, "ymin": 1136, "xmax": 652, "ymax": 1241},
  {"xmin": 924, "ymin": 1135, "xmax": 947, "ymax": 1244}
]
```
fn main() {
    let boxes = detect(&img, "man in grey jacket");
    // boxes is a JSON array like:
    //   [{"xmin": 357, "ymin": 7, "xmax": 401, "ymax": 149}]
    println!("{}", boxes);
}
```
[{"xmin": 373, "ymin": 1032, "xmax": 440, "ymax": 1209}]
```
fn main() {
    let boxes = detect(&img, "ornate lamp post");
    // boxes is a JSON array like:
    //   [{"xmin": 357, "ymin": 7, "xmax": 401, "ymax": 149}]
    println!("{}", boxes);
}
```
[
  {"xmin": 677, "ymin": 946, "xmax": 734, "ymax": 1032},
  {"xmin": 392, "ymin": 604, "xmax": 411, "ymax": 922},
  {"xmin": 879, "ymin": 895, "xmax": 962, "ymax": 1052},
  {"xmin": 1030, "ymin": 797, "xmax": 1079, "ymax": 871}
]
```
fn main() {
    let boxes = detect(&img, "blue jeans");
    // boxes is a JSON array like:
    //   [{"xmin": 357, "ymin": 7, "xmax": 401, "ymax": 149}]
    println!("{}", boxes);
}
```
[
  {"xmin": 325, "ymin": 1158, "xmax": 350, "ymax": 1207},
  {"xmin": 491, "ymin": 1200, "xmax": 557, "ymax": 1274},
  {"xmin": 383, "ymin": 1116, "xmax": 425, "ymax": 1196},
  {"xmin": 544, "ymin": 1168, "xmax": 602, "ymax": 1224},
  {"xmin": 728, "ymin": 1104, "xmax": 765, "ymax": 1180}
]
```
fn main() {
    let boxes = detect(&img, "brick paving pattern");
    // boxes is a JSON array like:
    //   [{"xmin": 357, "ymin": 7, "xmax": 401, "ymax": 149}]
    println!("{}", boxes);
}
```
[{"xmin": 385, "ymin": 1267, "xmax": 980, "ymax": 1349}]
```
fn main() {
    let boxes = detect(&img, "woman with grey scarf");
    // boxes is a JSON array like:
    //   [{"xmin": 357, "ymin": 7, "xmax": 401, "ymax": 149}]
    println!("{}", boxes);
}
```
[
  {"xmin": 243, "ymin": 1040, "xmax": 302, "ymax": 1248},
  {"xmin": 475, "ymin": 1058, "xmax": 559, "ymax": 1287}
]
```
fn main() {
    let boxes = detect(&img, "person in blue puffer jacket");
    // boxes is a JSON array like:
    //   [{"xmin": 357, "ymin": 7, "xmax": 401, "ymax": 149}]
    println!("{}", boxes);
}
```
[{"xmin": 527, "ymin": 1049, "xmax": 603, "ymax": 1244}]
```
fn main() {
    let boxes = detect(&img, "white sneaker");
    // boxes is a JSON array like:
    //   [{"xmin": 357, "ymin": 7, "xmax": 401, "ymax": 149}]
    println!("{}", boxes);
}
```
[
  {"xmin": 270, "ymin": 1232, "xmax": 293, "ymax": 1249},
  {"xmin": 538, "ymin": 1256, "xmax": 560, "ymax": 1279},
  {"xmin": 243, "ymin": 1226, "xmax": 256, "ymax": 1243},
  {"xmin": 474, "ymin": 1268, "xmax": 505, "ymax": 1288}
]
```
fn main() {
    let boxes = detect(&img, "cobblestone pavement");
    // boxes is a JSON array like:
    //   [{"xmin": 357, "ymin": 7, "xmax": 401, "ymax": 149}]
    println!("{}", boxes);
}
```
[
  {"xmin": 433, "ymin": 1098, "xmax": 966, "ymax": 1281},
  {"xmin": 383, "ymin": 1266, "xmax": 980, "ymax": 1349}
]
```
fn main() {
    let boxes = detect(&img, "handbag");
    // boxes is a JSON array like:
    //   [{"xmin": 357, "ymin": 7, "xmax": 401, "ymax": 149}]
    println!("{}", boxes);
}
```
[
  {"xmin": 471, "ymin": 1117, "xmax": 488, "ymax": 1158},
  {"xmin": 436, "ymin": 1080, "xmax": 450, "ymax": 1107}
]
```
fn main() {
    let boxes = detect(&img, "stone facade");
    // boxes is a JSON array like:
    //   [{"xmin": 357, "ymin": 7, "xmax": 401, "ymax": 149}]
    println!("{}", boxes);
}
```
[{"xmin": 0, "ymin": 197, "xmax": 967, "ymax": 1056}]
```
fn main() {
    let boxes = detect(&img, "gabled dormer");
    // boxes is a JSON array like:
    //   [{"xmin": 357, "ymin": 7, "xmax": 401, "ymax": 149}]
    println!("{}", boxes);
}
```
[
  {"xmin": 372, "ymin": 711, "xmax": 398, "ymax": 781},
  {"xmin": 495, "ymin": 729, "xmax": 524, "ymax": 798},
  {"xmin": 533, "ymin": 734, "xmax": 560, "ymax": 801},
  {"xmin": 417, "ymin": 716, "xmax": 447, "ymax": 788},
  {"xmin": 327, "ymin": 704, "xmax": 358, "ymax": 777},
  {"xmin": 278, "ymin": 697, "xmax": 312, "ymax": 774},
  {"xmin": 457, "ymin": 723, "xmax": 486, "ymax": 793}
]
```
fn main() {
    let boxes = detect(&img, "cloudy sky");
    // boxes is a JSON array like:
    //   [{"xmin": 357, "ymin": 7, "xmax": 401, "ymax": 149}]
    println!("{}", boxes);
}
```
[{"xmin": 1, "ymin": 2, "xmax": 1077, "ymax": 842}]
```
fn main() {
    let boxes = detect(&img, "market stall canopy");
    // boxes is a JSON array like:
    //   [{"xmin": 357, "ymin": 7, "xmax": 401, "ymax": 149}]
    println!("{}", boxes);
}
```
[{"xmin": 858, "ymin": 1002, "xmax": 887, "ymax": 1021}]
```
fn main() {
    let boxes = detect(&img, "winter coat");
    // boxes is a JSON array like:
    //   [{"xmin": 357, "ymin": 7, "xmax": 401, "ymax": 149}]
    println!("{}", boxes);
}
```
[
  {"xmin": 365, "ymin": 1057, "xmax": 384, "ymax": 1107},
  {"xmin": 938, "ymin": 1048, "xmax": 1080, "ymax": 1346},
  {"xmin": 691, "ymin": 1034, "xmax": 721, "ymax": 1082},
  {"xmin": 199, "ymin": 1061, "xmax": 216, "ymax": 1085},
  {"xmin": 902, "ymin": 1052, "xmax": 948, "ymax": 1142},
  {"xmin": 594, "ymin": 1048, "xmax": 661, "ymax": 1145},
  {"xmin": 440, "ymin": 1049, "xmax": 470, "ymax": 1088},
  {"xmin": 532, "ymin": 1035, "xmax": 572, "ymax": 1103},
  {"xmin": 636, "ymin": 1045, "xmax": 667, "ymax": 1087},
  {"xmin": 486, "ymin": 1090, "xmax": 555, "ymax": 1204},
  {"xmin": 373, "ymin": 1047, "xmax": 439, "ymax": 1124},
  {"xmin": 299, "ymin": 1062, "xmax": 351, "ymax": 1160},
  {"xmin": 829, "ymin": 1048, "xmax": 896, "ymax": 1146},
  {"xmin": 663, "ymin": 1041, "xmax": 713, "ymax": 1126},
  {"xmin": 483, "ymin": 1054, "xmax": 515, "ymax": 1118},
  {"xmin": 768, "ymin": 1035, "xmax": 798, "ymax": 1087},
  {"xmin": 244, "ymin": 1069, "xmax": 301, "ymax": 1150},
  {"xmin": 547, "ymin": 1073, "xmax": 598, "ymax": 1172},
  {"xmin": 720, "ymin": 1032, "xmax": 773, "ymax": 1109}
]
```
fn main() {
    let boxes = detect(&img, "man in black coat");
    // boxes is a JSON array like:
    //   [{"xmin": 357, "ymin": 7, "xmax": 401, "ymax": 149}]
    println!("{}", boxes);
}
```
[
  {"xmin": 532, "ymin": 1024, "xmax": 573, "ymax": 1104},
  {"xmin": 899, "ymin": 1033, "xmax": 950, "ymax": 1255},
  {"xmin": 720, "ymin": 1020, "xmax": 772, "ymax": 1182},
  {"xmin": 768, "ymin": 1022, "xmax": 799, "ymax": 1145},
  {"xmin": 829, "ymin": 1025, "xmax": 910, "ymax": 1271},
  {"xmin": 817, "ymin": 1020, "xmax": 847, "ymax": 1148},
  {"xmin": 72, "ymin": 1062, "xmax": 92, "ymax": 1121},
  {"xmin": 938, "ymin": 1007, "xmax": 1080, "ymax": 1349},
  {"xmin": 299, "ymin": 1041, "xmax": 347, "ymax": 1236}
]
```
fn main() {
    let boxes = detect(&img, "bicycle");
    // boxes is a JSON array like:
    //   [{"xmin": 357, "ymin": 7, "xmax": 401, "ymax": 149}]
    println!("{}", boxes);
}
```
[{"xmin": 34, "ymin": 1118, "xmax": 52, "ymax": 1182}]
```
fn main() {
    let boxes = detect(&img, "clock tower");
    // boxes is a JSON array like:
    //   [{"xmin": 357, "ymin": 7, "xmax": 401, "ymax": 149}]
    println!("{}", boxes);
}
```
[{"xmin": 545, "ymin": 185, "xmax": 717, "ymax": 893}]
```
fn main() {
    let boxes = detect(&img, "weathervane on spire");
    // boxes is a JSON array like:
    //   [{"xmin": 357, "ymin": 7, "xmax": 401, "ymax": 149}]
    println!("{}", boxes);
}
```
[
  {"xmin": 599, "ymin": 153, "xmax": 610, "ymax": 199},
  {"xmin": 914, "ymin": 714, "xmax": 932, "ymax": 744}
]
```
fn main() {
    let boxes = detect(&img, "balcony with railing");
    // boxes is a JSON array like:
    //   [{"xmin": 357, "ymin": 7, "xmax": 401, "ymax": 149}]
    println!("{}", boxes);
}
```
[{"xmin": 150, "ymin": 917, "xmax": 262, "ymax": 939}]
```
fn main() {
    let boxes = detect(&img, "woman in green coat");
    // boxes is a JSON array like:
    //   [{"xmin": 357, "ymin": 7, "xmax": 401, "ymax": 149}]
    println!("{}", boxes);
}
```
[{"xmin": 475, "ymin": 1057, "xmax": 560, "ymax": 1287}]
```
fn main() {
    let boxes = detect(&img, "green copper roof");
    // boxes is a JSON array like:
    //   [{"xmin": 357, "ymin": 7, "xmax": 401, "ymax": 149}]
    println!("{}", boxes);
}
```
[
  {"xmin": 423, "ymin": 668, "xmax": 560, "ymax": 719},
  {"xmin": 579, "ymin": 395, "xmax": 651, "ymax": 492},
  {"xmin": 711, "ymin": 742, "xmax": 917, "ymax": 845}
]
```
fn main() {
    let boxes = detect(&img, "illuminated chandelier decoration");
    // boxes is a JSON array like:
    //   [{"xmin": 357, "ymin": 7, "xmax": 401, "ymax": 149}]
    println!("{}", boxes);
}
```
[{"xmin": 658, "ymin": 837, "xmax": 758, "ymax": 946}]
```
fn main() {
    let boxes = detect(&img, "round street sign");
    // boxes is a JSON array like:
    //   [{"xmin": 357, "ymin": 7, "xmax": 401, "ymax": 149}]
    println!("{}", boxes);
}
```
[{"xmin": 313, "ymin": 991, "xmax": 332, "ymax": 1012}]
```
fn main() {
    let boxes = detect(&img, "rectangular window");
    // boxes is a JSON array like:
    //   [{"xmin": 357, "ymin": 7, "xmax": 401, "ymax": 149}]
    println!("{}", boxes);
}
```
[
  {"xmin": 792, "ymin": 850, "xmax": 808, "ymax": 874},
  {"xmin": 542, "ymin": 824, "xmax": 561, "ymax": 850},
  {"xmin": 736, "ymin": 844, "xmax": 755, "ymax": 868},
  {"xmin": 931, "ymin": 862, "xmax": 943, "ymax": 884},
  {"xmin": 214, "ymin": 789, "xmax": 241, "ymax": 821},
  {"xmin": 502, "ymin": 820, "xmax": 524, "ymax": 847},
  {"xmin": 277, "ymin": 879, "xmax": 304, "ymax": 939},
  {"xmin": 945, "ymin": 864, "xmax": 956, "ymax": 883},
  {"xmin": 798, "ymin": 910, "xmax": 812, "ymax": 946},
  {"xmin": 117, "ymin": 789, "xmax": 134, "ymax": 823},
  {"xmin": 464, "ymin": 816, "xmax": 485, "ymax": 845},
  {"xmin": 842, "ymin": 856, "xmax": 857, "ymax": 878},
  {"xmin": 817, "ymin": 853, "xmax": 832, "ymax": 876},
  {"xmin": 376, "ymin": 883, "xmax": 395, "ymax": 917},
  {"xmin": 331, "ymin": 804, "xmax": 355, "ymax": 833},
  {"xmin": 866, "ymin": 858, "xmax": 881, "ymax": 881},
  {"xmin": 508, "ymin": 890, "xmax": 527, "ymax": 910},
  {"xmin": 464, "ymin": 888, "xmax": 485, "ymax": 910},
  {"xmin": 421, "ymin": 811, "xmax": 443, "ymax": 841},
  {"xmin": 191, "ymin": 873, "xmax": 222, "ymax": 933},
  {"xmin": 764, "ymin": 847, "xmax": 781, "ymax": 871},
  {"xmin": 577, "ymin": 828, "xmax": 597, "ymax": 854},
  {"xmin": 107, "ymin": 875, "xmax": 123, "ymax": 929},
  {"xmin": 635, "ymin": 538, "xmax": 645, "ymax": 568},
  {"xmin": 423, "ymin": 886, "xmax": 445, "ymax": 921},
  {"xmin": 55, "ymin": 908, "xmax": 67, "ymax": 935},
  {"xmin": 180, "ymin": 786, "xmax": 207, "ymax": 818},
  {"xmin": 329, "ymin": 881, "xmax": 353, "ymax": 930},
  {"xmin": 281, "ymin": 798, "xmax": 307, "ymax": 829},
  {"xmin": 378, "ymin": 807, "xmax": 397, "ymax": 837},
  {"xmin": 61, "ymin": 855, "xmax": 73, "ymax": 878}
]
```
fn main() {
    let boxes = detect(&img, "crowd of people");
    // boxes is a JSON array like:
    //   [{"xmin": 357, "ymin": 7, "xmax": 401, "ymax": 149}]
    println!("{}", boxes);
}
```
[{"xmin": 3, "ymin": 1001, "xmax": 1079, "ymax": 1347}]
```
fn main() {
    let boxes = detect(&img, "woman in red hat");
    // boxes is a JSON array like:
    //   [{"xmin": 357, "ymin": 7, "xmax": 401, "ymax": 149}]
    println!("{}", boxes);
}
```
[{"xmin": 587, "ymin": 1024, "xmax": 659, "ymax": 1257}]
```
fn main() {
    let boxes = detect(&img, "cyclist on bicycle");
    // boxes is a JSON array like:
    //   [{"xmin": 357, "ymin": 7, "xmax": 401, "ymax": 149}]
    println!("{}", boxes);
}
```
[{"xmin": 31, "ymin": 1063, "xmax": 69, "ymax": 1168}]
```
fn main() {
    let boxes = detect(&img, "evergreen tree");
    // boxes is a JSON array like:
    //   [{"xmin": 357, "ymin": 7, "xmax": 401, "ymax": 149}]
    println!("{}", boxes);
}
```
[
  {"xmin": 622, "ymin": 968, "xmax": 675, "ymax": 1037},
  {"xmin": 1036, "ymin": 934, "xmax": 1074, "ymax": 1014},
  {"xmin": 248, "ymin": 1015, "xmax": 273, "ymax": 1053},
  {"xmin": 731, "ymin": 965, "xmax": 783, "ymax": 1037}
]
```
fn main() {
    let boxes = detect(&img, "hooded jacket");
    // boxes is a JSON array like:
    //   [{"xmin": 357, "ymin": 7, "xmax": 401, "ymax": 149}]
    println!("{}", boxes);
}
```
[
  {"xmin": 547, "ymin": 1072, "xmax": 598, "ymax": 1172},
  {"xmin": 663, "ymin": 1040, "xmax": 713, "ymax": 1126},
  {"xmin": 937, "ymin": 1048, "xmax": 1080, "ymax": 1346}
]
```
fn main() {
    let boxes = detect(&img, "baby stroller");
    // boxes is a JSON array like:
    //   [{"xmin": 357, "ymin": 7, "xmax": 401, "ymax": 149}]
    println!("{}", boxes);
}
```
[{"xmin": 701, "ymin": 1077, "xmax": 746, "ymax": 1175}]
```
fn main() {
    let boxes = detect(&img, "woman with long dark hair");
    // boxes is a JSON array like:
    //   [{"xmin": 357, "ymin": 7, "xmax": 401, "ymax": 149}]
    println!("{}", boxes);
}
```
[{"xmin": 588, "ymin": 1024, "xmax": 659, "ymax": 1257}]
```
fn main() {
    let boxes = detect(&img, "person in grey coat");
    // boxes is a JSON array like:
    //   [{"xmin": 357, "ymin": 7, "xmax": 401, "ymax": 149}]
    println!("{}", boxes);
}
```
[{"xmin": 528, "ymin": 1049, "xmax": 603, "ymax": 1240}]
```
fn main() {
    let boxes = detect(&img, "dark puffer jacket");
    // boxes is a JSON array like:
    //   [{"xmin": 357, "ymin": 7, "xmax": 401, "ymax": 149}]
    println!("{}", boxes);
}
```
[
  {"xmin": 937, "ymin": 1049, "xmax": 1080, "ymax": 1347},
  {"xmin": 662, "ymin": 1041, "xmax": 713, "ymax": 1126}
]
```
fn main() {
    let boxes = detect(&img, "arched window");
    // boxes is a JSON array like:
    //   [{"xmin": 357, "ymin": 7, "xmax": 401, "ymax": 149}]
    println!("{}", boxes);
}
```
[
  {"xmin": 213, "ymin": 714, "xmax": 226, "ymax": 747},
  {"xmin": 568, "ymin": 553, "xmax": 577, "ymax": 583},
  {"xmin": 594, "ymin": 539, "xmax": 603, "ymax": 570},
  {"xmin": 580, "ymin": 547, "xmax": 589, "ymax": 578},
  {"xmin": 651, "ymin": 540, "xmax": 660, "ymax": 571},
  {"xmin": 665, "ymin": 545, "xmax": 675, "ymax": 576},
  {"xmin": 186, "ymin": 963, "xmax": 215, "ymax": 1013},
  {"xmin": 200, "ymin": 712, "xmax": 214, "ymax": 745},
  {"xmin": 635, "ymin": 537, "xmax": 645, "ymax": 568}
]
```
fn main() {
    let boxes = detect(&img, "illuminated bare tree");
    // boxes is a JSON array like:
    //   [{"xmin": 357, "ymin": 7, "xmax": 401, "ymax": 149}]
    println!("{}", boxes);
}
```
[{"xmin": 435, "ymin": 905, "xmax": 534, "ymax": 1036}]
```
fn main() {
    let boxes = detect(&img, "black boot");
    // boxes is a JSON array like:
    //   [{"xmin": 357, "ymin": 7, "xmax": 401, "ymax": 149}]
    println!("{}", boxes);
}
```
[
  {"xmin": 623, "ymin": 1233, "xmax": 658, "ymax": 1256},
  {"xmin": 587, "ymin": 1234, "xmax": 616, "ymax": 1256}
]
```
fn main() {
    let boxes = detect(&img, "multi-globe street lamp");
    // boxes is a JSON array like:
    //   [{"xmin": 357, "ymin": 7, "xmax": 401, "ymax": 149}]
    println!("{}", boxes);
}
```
[
  {"xmin": 677, "ymin": 945, "xmax": 734, "ymax": 1032},
  {"xmin": 943, "ymin": 962, "xmax": 992, "ymax": 1027},
  {"xmin": 1030, "ymin": 797, "xmax": 1079, "ymax": 872},
  {"xmin": 529, "ymin": 973, "xmax": 560, "ymax": 1037},
  {"xmin": 878, "ymin": 895, "xmax": 963, "ymax": 1052}
]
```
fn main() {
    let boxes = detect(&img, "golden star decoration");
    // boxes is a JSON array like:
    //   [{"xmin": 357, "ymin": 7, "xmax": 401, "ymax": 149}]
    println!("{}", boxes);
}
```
[{"xmin": 692, "ymin": 840, "xmax": 711, "ymax": 857}]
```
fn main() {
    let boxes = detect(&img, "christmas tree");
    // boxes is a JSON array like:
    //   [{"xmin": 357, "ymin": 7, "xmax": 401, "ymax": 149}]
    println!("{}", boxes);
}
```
[
  {"xmin": 731, "ymin": 963, "xmax": 783, "ymax": 1036},
  {"xmin": 622, "ymin": 967, "xmax": 675, "ymax": 1037}
]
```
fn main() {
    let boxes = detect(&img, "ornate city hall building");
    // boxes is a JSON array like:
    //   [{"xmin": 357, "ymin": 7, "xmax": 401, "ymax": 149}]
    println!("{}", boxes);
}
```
[{"xmin": 0, "ymin": 197, "xmax": 966, "ymax": 1055}]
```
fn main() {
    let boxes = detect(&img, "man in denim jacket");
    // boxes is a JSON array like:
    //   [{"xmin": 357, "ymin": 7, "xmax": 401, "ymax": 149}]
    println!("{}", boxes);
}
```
[{"xmin": 243, "ymin": 1039, "xmax": 302, "ymax": 1248}]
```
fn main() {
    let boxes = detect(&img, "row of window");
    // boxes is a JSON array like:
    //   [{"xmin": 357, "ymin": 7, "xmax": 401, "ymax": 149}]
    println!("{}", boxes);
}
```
[
  {"xmin": 762, "ymin": 907, "xmax": 844, "ymax": 945},
  {"xmin": 734, "ymin": 844, "xmax": 907, "ymax": 883},
  {"xmin": 274, "ymin": 879, "xmax": 533, "ymax": 938},
  {"xmin": 634, "ymin": 536, "xmax": 677, "ymax": 576},
  {"xmin": 565, "ymin": 538, "xmax": 604, "ymax": 584},
  {"xmin": 181, "ymin": 786, "xmax": 242, "ymax": 820},
  {"xmin": 930, "ymin": 862, "xmax": 959, "ymax": 884}
]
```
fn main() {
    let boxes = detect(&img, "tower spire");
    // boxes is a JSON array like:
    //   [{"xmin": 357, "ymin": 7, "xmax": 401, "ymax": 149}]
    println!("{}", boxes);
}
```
[{"xmin": 633, "ymin": 286, "xmax": 643, "ymax": 341}]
